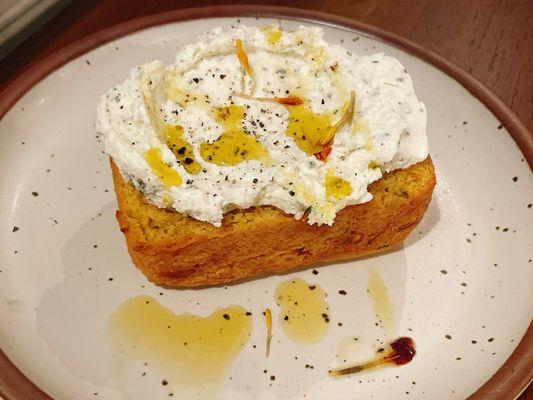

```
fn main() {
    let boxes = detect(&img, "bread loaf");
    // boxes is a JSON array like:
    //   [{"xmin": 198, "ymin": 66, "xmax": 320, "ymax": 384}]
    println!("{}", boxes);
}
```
[{"xmin": 111, "ymin": 157, "xmax": 435, "ymax": 287}]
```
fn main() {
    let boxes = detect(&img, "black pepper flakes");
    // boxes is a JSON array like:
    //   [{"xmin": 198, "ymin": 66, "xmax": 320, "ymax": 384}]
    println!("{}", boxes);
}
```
[
  {"xmin": 338, "ymin": 290, "xmax": 347, "ymax": 295},
  {"xmin": 223, "ymin": 313, "xmax": 231, "ymax": 320},
  {"xmin": 12, "ymin": 226, "xmax": 19, "ymax": 232}
]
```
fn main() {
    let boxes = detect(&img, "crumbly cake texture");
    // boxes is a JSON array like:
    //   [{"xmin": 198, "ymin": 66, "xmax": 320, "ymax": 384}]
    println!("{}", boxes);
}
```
[{"xmin": 111, "ymin": 157, "xmax": 435, "ymax": 287}]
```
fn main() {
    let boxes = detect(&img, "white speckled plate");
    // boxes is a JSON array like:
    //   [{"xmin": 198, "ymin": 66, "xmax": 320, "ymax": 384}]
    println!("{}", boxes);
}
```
[{"xmin": 0, "ymin": 6, "xmax": 532, "ymax": 400}]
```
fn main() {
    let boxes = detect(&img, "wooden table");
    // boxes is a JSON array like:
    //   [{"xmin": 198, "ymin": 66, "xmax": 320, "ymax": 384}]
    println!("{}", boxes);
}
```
[
  {"xmin": 1, "ymin": 0, "xmax": 532, "ymax": 133},
  {"xmin": 0, "ymin": 1, "xmax": 531, "ymax": 399}
]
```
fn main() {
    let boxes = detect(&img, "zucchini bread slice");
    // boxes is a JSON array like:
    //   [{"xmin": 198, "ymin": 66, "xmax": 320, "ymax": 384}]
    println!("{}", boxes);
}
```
[{"xmin": 111, "ymin": 157, "xmax": 435, "ymax": 287}]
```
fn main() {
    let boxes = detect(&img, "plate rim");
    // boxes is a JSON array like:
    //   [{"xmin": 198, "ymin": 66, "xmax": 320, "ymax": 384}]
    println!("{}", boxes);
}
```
[{"xmin": 0, "ymin": 5, "xmax": 531, "ymax": 400}]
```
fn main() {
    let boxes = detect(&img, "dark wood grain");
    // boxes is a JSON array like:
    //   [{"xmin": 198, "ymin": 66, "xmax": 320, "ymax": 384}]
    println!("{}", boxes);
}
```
[
  {"xmin": 522, "ymin": 386, "xmax": 532, "ymax": 400},
  {"xmin": 0, "ymin": 0, "xmax": 532, "ymax": 132},
  {"xmin": 0, "ymin": 1, "xmax": 531, "ymax": 399}
]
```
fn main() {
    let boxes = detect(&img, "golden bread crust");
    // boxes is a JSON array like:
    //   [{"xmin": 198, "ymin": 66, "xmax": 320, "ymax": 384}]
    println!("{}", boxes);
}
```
[{"xmin": 111, "ymin": 157, "xmax": 436, "ymax": 287}]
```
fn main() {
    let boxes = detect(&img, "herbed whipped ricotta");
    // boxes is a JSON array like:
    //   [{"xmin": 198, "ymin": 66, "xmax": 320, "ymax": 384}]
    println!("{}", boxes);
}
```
[{"xmin": 97, "ymin": 25, "xmax": 428, "ymax": 227}]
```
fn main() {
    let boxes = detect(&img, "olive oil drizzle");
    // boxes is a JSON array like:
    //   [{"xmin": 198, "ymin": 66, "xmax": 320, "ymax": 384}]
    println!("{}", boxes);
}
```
[
  {"xmin": 144, "ymin": 148, "xmax": 182, "ymax": 187},
  {"xmin": 108, "ymin": 296, "xmax": 252, "ymax": 388},
  {"xmin": 367, "ymin": 268, "xmax": 394, "ymax": 335},
  {"xmin": 275, "ymin": 278, "xmax": 331, "ymax": 344},
  {"xmin": 200, "ymin": 105, "xmax": 268, "ymax": 166},
  {"xmin": 261, "ymin": 25, "xmax": 282, "ymax": 45},
  {"xmin": 164, "ymin": 125, "xmax": 201, "ymax": 174},
  {"xmin": 286, "ymin": 104, "xmax": 333, "ymax": 155},
  {"xmin": 352, "ymin": 118, "xmax": 374, "ymax": 151},
  {"xmin": 324, "ymin": 174, "xmax": 353, "ymax": 200}
]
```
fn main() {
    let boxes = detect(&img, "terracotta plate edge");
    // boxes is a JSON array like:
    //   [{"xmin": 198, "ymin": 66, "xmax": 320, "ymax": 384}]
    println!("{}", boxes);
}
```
[{"xmin": 0, "ymin": 5, "xmax": 531, "ymax": 400}]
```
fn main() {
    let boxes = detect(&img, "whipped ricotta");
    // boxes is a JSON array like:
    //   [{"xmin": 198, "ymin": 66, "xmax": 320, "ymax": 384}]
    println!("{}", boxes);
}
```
[{"xmin": 97, "ymin": 25, "xmax": 428, "ymax": 226}]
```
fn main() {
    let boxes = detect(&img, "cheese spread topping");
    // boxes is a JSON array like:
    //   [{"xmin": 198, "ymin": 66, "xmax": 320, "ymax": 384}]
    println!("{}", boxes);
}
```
[{"xmin": 97, "ymin": 25, "xmax": 428, "ymax": 226}]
